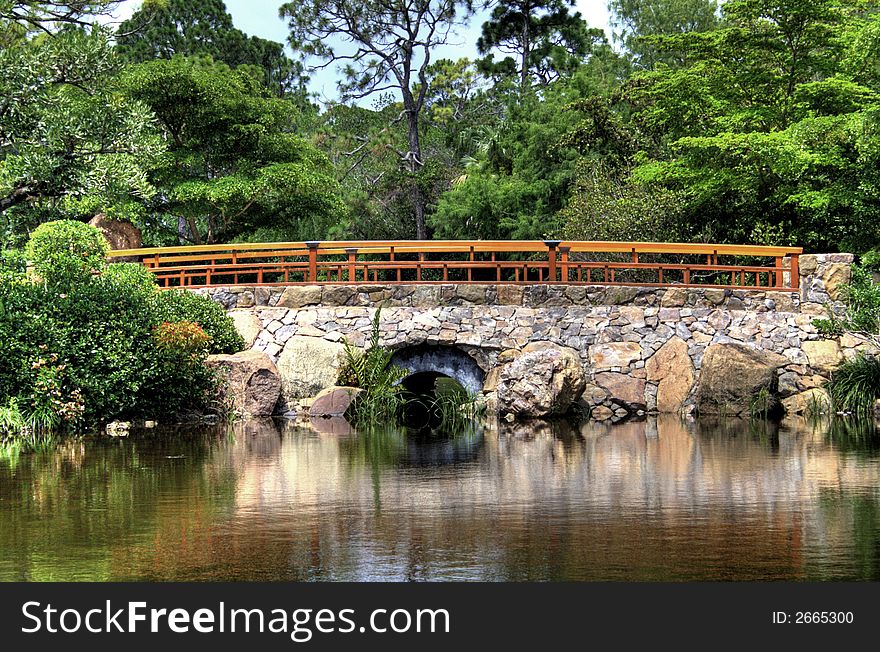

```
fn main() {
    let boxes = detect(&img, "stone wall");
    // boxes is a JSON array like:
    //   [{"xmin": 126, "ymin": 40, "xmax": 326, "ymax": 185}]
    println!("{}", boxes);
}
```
[{"xmin": 200, "ymin": 254, "xmax": 869, "ymax": 420}]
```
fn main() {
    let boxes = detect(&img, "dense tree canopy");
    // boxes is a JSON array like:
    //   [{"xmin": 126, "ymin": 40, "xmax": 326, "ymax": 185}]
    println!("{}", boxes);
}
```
[
  {"xmin": 0, "ymin": 0, "xmax": 878, "ymax": 256},
  {"xmin": 119, "ymin": 57, "xmax": 342, "ymax": 244},
  {"xmin": 0, "ymin": 26, "xmax": 162, "ymax": 245},
  {"xmin": 117, "ymin": 0, "xmax": 309, "ymax": 99}
]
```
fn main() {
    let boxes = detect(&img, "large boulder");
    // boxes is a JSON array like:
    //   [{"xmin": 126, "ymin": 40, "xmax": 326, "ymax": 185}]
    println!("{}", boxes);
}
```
[
  {"xmin": 276, "ymin": 336, "xmax": 347, "ymax": 410},
  {"xmin": 496, "ymin": 342, "xmax": 586, "ymax": 418},
  {"xmin": 206, "ymin": 350, "xmax": 281, "ymax": 417},
  {"xmin": 802, "ymin": 339, "xmax": 844, "ymax": 375},
  {"xmin": 646, "ymin": 336, "xmax": 695, "ymax": 414},
  {"xmin": 89, "ymin": 214, "xmax": 141, "ymax": 260},
  {"xmin": 696, "ymin": 343, "xmax": 788, "ymax": 416}
]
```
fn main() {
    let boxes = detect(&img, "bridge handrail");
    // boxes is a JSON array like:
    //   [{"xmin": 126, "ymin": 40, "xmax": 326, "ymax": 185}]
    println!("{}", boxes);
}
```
[
  {"xmin": 107, "ymin": 240, "xmax": 803, "ymax": 290},
  {"xmin": 109, "ymin": 240, "xmax": 803, "ymax": 259}
]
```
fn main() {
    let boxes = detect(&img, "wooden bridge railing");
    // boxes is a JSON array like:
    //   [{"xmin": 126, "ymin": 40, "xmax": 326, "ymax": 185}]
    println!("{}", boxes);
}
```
[{"xmin": 107, "ymin": 240, "xmax": 803, "ymax": 290}]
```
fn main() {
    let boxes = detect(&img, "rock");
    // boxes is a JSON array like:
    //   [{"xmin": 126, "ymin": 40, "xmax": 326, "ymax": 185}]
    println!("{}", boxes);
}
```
[
  {"xmin": 802, "ymin": 339, "xmax": 844, "ymax": 374},
  {"xmin": 782, "ymin": 388, "xmax": 831, "ymax": 416},
  {"xmin": 645, "ymin": 336, "xmax": 695, "ymax": 413},
  {"xmin": 144, "ymin": 420, "xmax": 156, "ymax": 429},
  {"xmin": 594, "ymin": 372, "xmax": 645, "ymax": 407},
  {"xmin": 496, "ymin": 343, "xmax": 586, "ymax": 417},
  {"xmin": 206, "ymin": 350, "xmax": 282, "ymax": 417},
  {"xmin": 704, "ymin": 289, "xmax": 726, "ymax": 306},
  {"xmin": 89, "ymin": 214, "xmax": 141, "ymax": 260},
  {"xmin": 105, "ymin": 420, "xmax": 130, "ymax": 437},
  {"xmin": 322, "ymin": 286, "xmax": 357, "ymax": 306},
  {"xmin": 661, "ymin": 287, "xmax": 688, "ymax": 307},
  {"xmin": 591, "ymin": 405, "xmax": 614, "ymax": 420},
  {"xmin": 456, "ymin": 285, "xmax": 487, "ymax": 304},
  {"xmin": 798, "ymin": 254, "xmax": 819, "ymax": 276},
  {"xmin": 482, "ymin": 366, "xmax": 503, "ymax": 393},
  {"xmin": 278, "ymin": 286, "xmax": 322, "ymax": 308},
  {"xmin": 276, "ymin": 336, "xmax": 347, "ymax": 408},
  {"xmin": 707, "ymin": 310, "xmax": 731, "ymax": 331},
  {"xmin": 696, "ymin": 343, "xmax": 788, "ymax": 416},
  {"xmin": 590, "ymin": 341, "xmax": 642, "ymax": 369},
  {"xmin": 229, "ymin": 310, "xmax": 262, "ymax": 348},
  {"xmin": 496, "ymin": 285, "xmax": 524, "ymax": 305},
  {"xmin": 308, "ymin": 416, "xmax": 355, "ymax": 436},
  {"xmin": 497, "ymin": 349, "xmax": 522, "ymax": 364},
  {"xmin": 820, "ymin": 263, "xmax": 851, "ymax": 301},
  {"xmin": 308, "ymin": 386, "xmax": 363, "ymax": 417}
]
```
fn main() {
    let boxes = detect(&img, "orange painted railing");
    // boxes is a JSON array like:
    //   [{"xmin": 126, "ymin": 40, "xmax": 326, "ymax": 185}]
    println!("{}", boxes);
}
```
[{"xmin": 108, "ymin": 240, "xmax": 803, "ymax": 290}]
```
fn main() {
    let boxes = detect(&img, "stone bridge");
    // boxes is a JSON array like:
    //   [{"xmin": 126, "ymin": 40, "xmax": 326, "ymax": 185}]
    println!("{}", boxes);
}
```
[{"xmin": 201, "ymin": 254, "xmax": 868, "ymax": 420}]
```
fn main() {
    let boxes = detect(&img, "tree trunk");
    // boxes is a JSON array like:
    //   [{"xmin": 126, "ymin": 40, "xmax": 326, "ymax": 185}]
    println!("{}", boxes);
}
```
[
  {"xmin": 0, "ymin": 186, "xmax": 38, "ymax": 213},
  {"xmin": 405, "ymin": 106, "xmax": 427, "ymax": 240},
  {"xmin": 520, "ymin": 9, "xmax": 531, "ymax": 88}
]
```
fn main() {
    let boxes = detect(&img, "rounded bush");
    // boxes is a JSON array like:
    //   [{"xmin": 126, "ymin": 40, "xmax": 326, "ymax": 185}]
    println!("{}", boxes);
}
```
[
  {"xmin": 102, "ymin": 262, "xmax": 158, "ymax": 299},
  {"xmin": 152, "ymin": 290, "xmax": 244, "ymax": 354},
  {"xmin": 26, "ymin": 220, "xmax": 110, "ymax": 287}
]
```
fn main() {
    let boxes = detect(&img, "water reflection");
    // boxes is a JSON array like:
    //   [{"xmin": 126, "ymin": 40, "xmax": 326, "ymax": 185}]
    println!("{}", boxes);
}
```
[{"xmin": 1, "ymin": 416, "xmax": 879, "ymax": 581}]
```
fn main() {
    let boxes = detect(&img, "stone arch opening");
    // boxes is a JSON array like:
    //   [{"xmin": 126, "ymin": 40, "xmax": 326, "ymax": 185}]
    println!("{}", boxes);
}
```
[{"xmin": 390, "ymin": 345, "xmax": 485, "ymax": 396}]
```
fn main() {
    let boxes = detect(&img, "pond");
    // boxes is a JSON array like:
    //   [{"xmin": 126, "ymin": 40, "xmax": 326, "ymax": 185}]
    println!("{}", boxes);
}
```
[{"xmin": 1, "ymin": 416, "xmax": 879, "ymax": 581}]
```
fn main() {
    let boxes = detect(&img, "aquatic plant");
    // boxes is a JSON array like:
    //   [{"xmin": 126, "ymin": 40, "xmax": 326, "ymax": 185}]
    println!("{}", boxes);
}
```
[
  {"xmin": 825, "ymin": 354, "xmax": 880, "ymax": 416},
  {"xmin": 338, "ymin": 308, "xmax": 409, "ymax": 423}
]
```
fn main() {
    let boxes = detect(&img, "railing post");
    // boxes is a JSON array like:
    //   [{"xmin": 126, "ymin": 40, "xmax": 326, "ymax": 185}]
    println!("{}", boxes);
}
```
[
  {"xmin": 306, "ymin": 241, "xmax": 320, "ymax": 283},
  {"xmin": 774, "ymin": 256, "xmax": 783, "ymax": 288},
  {"xmin": 544, "ymin": 240, "xmax": 561, "ymax": 283},
  {"xmin": 559, "ymin": 246, "xmax": 570, "ymax": 282},
  {"xmin": 790, "ymin": 253, "xmax": 799, "ymax": 291},
  {"xmin": 346, "ymin": 248, "xmax": 358, "ymax": 283}
]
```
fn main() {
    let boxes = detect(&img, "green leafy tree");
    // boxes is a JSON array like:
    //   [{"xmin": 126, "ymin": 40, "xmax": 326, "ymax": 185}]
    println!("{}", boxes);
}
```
[
  {"xmin": 609, "ymin": 0, "xmax": 719, "ymax": 68},
  {"xmin": 119, "ymin": 56, "xmax": 343, "ymax": 244},
  {"xmin": 117, "ymin": 0, "xmax": 309, "ymax": 100},
  {"xmin": 477, "ymin": 0, "xmax": 603, "ymax": 87},
  {"xmin": 280, "ymin": 0, "xmax": 476, "ymax": 239},
  {"xmin": 0, "ymin": 26, "xmax": 163, "ymax": 245},
  {"xmin": 569, "ymin": 0, "xmax": 880, "ymax": 254}
]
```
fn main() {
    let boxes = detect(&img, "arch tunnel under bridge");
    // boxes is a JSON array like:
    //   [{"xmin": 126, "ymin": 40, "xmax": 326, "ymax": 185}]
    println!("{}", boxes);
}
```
[{"xmin": 390, "ymin": 345, "xmax": 486, "ymax": 397}]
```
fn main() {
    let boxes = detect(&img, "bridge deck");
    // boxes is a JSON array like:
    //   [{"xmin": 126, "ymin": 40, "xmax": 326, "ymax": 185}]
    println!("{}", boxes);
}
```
[{"xmin": 108, "ymin": 240, "xmax": 803, "ymax": 291}]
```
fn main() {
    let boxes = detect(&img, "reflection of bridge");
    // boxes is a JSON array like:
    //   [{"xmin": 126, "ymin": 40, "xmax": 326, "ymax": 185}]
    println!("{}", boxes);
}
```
[{"xmin": 109, "ymin": 240, "xmax": 803, "ymax": 290}]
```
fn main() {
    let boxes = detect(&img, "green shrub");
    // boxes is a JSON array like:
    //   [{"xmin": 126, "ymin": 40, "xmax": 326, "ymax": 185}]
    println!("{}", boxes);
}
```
[
  {"xmin": 25, "ymin": 220, "xmax": 110, "ymax": 287},
  {"xmin": 0, "ymin": 249, "xmax": 27, "ymax": 281},
  {"xmin": 825, "ymin": 354, "xmax": 880, "ymax": 416},
  {"xmin": 103, "ymin": 262, "xmax": 158, "ymax": 299},
  {"xmin": 0, "ymin": 226, "xmax": 240, "ymax": 430},
  {"xmin": 839, "ymin": 266, "xmax": 880, "ymax": 333},
  {"xmin": 812, "ymin": 265, "xmax": 880, "ymax": 335},
  {"xmin": 152, "ymin": 290, "xmax": 244, "ymax": 354}
]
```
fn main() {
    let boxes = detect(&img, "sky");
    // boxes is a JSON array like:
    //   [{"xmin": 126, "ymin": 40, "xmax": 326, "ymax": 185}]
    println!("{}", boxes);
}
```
[{"xmin": 108, "ymin": 0, "xmax": 615, "ymax": 103}]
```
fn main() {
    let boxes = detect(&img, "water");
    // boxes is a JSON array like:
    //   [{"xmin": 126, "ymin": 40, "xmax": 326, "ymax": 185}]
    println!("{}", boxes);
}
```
[{"xmin": 1, "ymin": 416, "xmax": 879, "ymax": 581}]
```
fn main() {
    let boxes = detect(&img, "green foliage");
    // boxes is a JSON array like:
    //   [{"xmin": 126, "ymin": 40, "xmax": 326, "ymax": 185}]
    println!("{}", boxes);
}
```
[
  {"xmin": 599, "ymin": 0, "xmax": 880, "ymax": 254},
  {"xmin": 826, "ymin": 354, "xmax": 880, "ymax": 415},
  {"xmin": 119, "ymin": 57, "xmax": 343, "ymax": 244},
  {"xmin": 609, "ymin": 0, "xmax": 719, "ymax": 69},
  {"xmin": 0, "ymin": 26, "xmax": 163, "ymax": 245},
  {"xmin": 25, "ymin": 220, "xmax": 109, "ymax": 287},
  {"xmin": 477, "ymin": 1, "xmax": 604, "ymax": 86},
  {"xmin": 814, "ymin": 265, "xmax": 880, "ymax": 335},
  {"xmin": 151, "ymin": 290, "xmax": 245, "ymax": 354},
  {"xmin": 0, "ymin": 227, "xmax": 241, "ymax": 430},
  {"xmin": 839, "ymin": 265, "xmax": 880, "ymax": 333},
  {"xmin": 117, "ymin": 0, "xmax": 310, "ymax": 100}
]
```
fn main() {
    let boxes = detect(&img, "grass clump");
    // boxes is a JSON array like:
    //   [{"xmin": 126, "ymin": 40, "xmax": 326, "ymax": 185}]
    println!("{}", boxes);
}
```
[{"xmin": 825, "ymin": 354, "xmax": 880, "ymax": 416}]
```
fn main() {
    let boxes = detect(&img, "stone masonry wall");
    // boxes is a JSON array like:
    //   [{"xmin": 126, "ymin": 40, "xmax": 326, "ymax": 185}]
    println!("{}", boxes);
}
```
[{"xmin": 199, "ymin": 254, "xmax": 867, "ymax": 420}]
